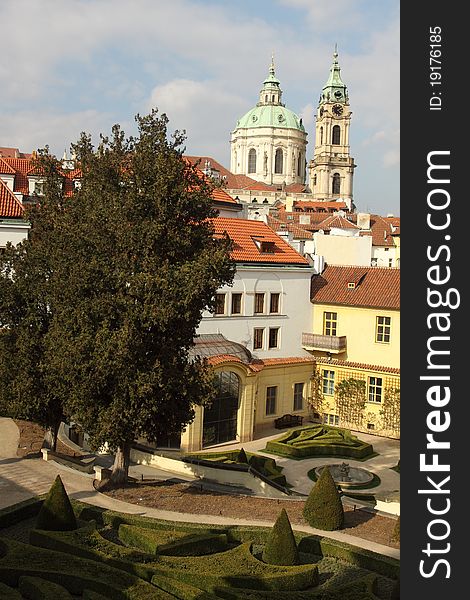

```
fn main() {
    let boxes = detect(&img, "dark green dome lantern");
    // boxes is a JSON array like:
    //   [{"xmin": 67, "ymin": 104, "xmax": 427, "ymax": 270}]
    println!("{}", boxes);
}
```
[{"xmin": 319, "ymin": 46, "xmax": 349, "ymax": 106}]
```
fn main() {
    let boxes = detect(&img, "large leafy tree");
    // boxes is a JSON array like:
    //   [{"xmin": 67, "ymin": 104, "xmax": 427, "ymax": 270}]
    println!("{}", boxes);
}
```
[
  {"xmin": 0, "ymin": 157, "xmax": 67, "ymax": 450},
  {"xmin": 1, "ymin": 110, "xmax": 235, "ymax": 480}
]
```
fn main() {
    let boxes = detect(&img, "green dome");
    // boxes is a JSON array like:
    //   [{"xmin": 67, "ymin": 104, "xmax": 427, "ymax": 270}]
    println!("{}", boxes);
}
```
[{"xmin": 235, "ymin": 104, "xmax": 305, "ymax": 132}]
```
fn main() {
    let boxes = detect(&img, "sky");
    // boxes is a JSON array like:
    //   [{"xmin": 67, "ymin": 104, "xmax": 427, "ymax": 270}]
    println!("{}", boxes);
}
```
[{"xmin": 1, "ymin": 0, "xmax": 399, "ymax": 216}]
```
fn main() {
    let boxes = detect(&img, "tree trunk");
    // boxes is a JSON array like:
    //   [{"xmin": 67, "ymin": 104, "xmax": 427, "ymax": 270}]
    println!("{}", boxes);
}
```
[
  {"xmin": 43, "ymin": 420, "xmax": 60, "ymax": 451},
  {"xmin": 111, "ymin": 442, "xmax": 131, "ymax": 483}
]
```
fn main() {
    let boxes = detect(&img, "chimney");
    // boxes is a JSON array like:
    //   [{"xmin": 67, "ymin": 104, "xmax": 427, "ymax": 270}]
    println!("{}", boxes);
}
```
[{"xmin": 356, "ymin": 212, "xmax": 370, "ymax": 230}]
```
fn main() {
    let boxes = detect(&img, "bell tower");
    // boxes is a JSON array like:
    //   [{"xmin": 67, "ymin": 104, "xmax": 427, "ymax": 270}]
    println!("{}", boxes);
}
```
[{"xmin": 308, "ymin": 48, "xmax": 356, "ymax": 205}]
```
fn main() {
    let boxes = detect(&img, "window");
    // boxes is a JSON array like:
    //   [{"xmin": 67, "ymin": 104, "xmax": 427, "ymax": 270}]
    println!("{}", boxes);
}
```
[
  {"xmin": 297, "ymin": 153, "xmax": 302, "ymax": 177},
  {"xmin": 270, "ymin": 293, "xmax": 280, "ymax": 314},
  {"xmin": 34, "ymin": 181, "xmax": 45, "ymax": 196},
  {"xmin": 332, "ymin": 173, "xmax": 341, "ymax": 195},
  {"xmin": 323, "ymin": 311, "xmax": 337, "ymax": 336},
  {"xmin": 231, "ymin": 293, "xmax": 242, "ymax": 315},
  {"xmin": 388, "ymin": 258, "xmax": 393, "ymax": 267},
  {"xmin": 215, "ymin": 293, "xmax": 226, "ymax": 315},
  {"xmin": 254, "ymin": 293, "xmax": 265, "ymax": 314},
  {"xmin": 274, "ymin": 148, "xmax": 283, "ymax": 174},
  {"xmin": 253, "ymin": 328, "xmax": 264, "ymax": 350},
  {"xmin": 266, "ymin": 386, "xmax": 277, "ymax": 415},
  {"xmin": 293, "ymin": 383, "xmax": 304, "ymax": 411},
  {"xmin": 248, "ymin": 149, "xmax": 257, "ymax": 174},
  {"xmin": 320, "ymin": 127, "xmax": 323, "ymax": 145},
  {"xmin": 368, "ymin": 377, "xmax": 383, "ymax": 403},
  {"xmin": 323, "ymin": 413, "xmax": 339, "ymax": 426},
  {"xmin": 268, "ymin": 327, "xmax": 279, "ymax": 349},
  {"xmin": 332, "ymin": 125, "xmax": 341, "ymax": 145},
  {"xmin": 322, "ymin": 370, "xmax": 335, "ymax": 395},
  {"xmin": 376, "ymin": 316, "xmax": 391, "ymax": 343}
]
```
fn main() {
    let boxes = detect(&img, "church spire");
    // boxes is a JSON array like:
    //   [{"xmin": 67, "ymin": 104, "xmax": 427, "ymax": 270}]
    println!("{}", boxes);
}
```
[{"xmin": 319, "ymin": 46, "xmax": 348, "ymax": 105}]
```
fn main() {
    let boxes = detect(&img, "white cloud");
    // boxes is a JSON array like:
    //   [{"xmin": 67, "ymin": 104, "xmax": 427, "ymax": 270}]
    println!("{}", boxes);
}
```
[
  {"xmin": 0, "ymin": 110, "xmax": 115, "ymax": 157},
  {"xmin": 148, "ymin": 79, "xmax": 246, "ymax": 162}
]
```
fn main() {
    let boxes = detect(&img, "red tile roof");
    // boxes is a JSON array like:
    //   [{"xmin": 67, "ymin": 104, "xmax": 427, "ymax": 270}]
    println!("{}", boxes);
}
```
[
  {"xmin": 185, "ymin": 155, "xmax": 309, "ymax": 193},
  {"xmin": 266, "ymin": 215, "xmax": 313, "ymax": 239},
  {"xmin": 293, "ymin": 200, "xmax": 349, "ymax": 212},
  {"xmin": 0, "ymin": 179, "xmax": 24, "ymax": 218},
  {"xmin": 207, "ymin": 354, "xmax": 315, "ymax": 372},
  {"xmin": 316, "ymin": 214, "xmax": 360, "ymax": 231},
  {"xmin": 212, "ymin": 217, "xmax": 310, "ymax": 265},
  {"xmin": 313, "ymin": 356, "xmax": 400, "ymax": 375},
  {"xmin": 310, "ymin": 265, "xmax": 400, "ymax": 309}
]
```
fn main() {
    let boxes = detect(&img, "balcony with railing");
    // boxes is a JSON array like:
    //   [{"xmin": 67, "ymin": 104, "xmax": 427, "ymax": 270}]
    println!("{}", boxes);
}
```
[{"xmin": 302, "ymin": 333, "xmax": 347, "ymax": 354}]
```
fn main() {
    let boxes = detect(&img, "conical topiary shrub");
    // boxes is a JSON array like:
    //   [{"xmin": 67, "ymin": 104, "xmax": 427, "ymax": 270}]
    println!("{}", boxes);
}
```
[
  {"xmin": 303, "ymin": 466, "xmax": 344, "ymax": 530},
  {"xmin": 35, "ymin": 475, "xmax": 77, "ymax": 531},
  {"xmin": 262, "ymin": 508, "xmax": 299, "ymax": 565},
  {"xmin": 237, "ymin": 447, "xmax": 248, "ymax": 464}
]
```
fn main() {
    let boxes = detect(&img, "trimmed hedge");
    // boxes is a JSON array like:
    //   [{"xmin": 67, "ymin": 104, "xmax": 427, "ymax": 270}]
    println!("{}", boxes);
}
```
[
  {"xmin": 262, "ymin": 509, "xmax": 299, "ymax": 566},
  {"xmin": 0, "ymin": 581, "xmax": 22, "ymax": 599},
  {"xmin": 0, "ymin": 536, "xmax": 172, "ymax": 599},
  {"xmin": 119, "ymin": 524, "xmax": 229, "ymax": 556},
  {"xmin": 0, "ymin": 498, "xmax": 43, "ymax": 529},
  {"xmin": 303, "ymin": 467, "xmax": 344, "ymax": 531},
  {"xmin": 298, "ymin": 537, "xmax": 399, "ymax": 580},
  {"xmin": 73, "ymin": 502, "xmax": 399, "ymax": 580},
  {"xmin": 19, "ymin": 575, "xmax": 74, "ymax": 599},
  {"xmin": 82, "ymin": 591, "xmax": 111, "ymax": 600},
  {"xmin": 35, "ymin": 475, "xmax": 77, "ymax": 531},
  {"xmin": 29, "ymin": 527, "xmax": 158, "ymax": 582},
  {"xmin": 265, "ymin": 426, "xmax": 373, "ymax": 460},
  {"xmin": 151, "ymin": 573, "xmax": 222, "ymax": 600},
  {"xmin": 150, "ymin": 542, "xmax": 318, "ymax": 592}
]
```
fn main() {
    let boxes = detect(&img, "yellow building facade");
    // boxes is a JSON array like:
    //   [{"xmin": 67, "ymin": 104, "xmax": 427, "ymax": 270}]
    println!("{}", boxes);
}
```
[{"xmin": 303, "ymin": 265, "xmax": 400, "ymax": 438}]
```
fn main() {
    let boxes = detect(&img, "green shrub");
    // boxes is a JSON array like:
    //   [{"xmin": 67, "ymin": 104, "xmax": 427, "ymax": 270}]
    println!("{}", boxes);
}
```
[
  {"xmin": 390, "ymin": 578, "xmax": 400, "ymax": 599},
  {"xmin": 262, "ymin": 509, "xmax": 299, "ymax": 566},
  {"xmin": 35, "ymin": 475, "xmax": 77, "ymax": 531},
  {"xmin": 150, "ymin": 542, "xmax": 318, "ymax": 592},
  {"xmin": 151, "ymin": 573, "xmax": 221, "ymax": 599},
  {"xmin": 265, "ymin": 425, "xmax": 373, "ymax": 460},
  {"xmin": 237, "ymin": 448, "xmax": 249, "ymax": 463},
  {"xmin": 0, "ymin": 536, "xmax": 171, "ymax": 599},
  {"xmin": 0, "ymin": 581, "xmax": 22, "ymax": 599},
  {"xmin": 118, "ymin": 524, "xmax": 228, "ymax": 556},
  {"xmin": 303, "ymin": 467, "xmax": 344, "ymax": 531},
  {"xmin": 82, "ymin": 591, "xmax": 110, "ymax": 600},
  {"xmin": 0, "ymin": 498, "xmax": 43, "ymax": 529},
  {"xmin": 19, "ymin": 575, "xmax": 74, "ymax": 599}
]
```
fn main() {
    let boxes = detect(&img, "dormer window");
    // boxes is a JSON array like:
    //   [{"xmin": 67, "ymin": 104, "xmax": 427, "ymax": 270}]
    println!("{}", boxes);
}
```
[
  {"xmin": 252, "ymin": 237, "xmax": 276, "ymax": 254},
  {"xmin": 73, "ymin": 180, "xmax": 82, "ymax": 190},
  {"xmin": 347, "ymin": 282, "xmax": 356, "ymax": 289},
  {"xmin": 260, "ymin": 241, "xmax": 275, "ymax": 254}
]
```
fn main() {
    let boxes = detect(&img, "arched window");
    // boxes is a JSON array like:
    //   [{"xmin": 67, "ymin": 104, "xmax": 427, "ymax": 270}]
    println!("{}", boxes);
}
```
[
  {"xmin": 274, "ymin": 148, "xmax": 283, "ymax": 174},
  {"xmin": 332, "ymin": 173, "xmax": 341, "ymax": 195},
  {"xmin": 248, "ymin": 149, "xmax": 257, "ymax": 173},
  {"xmin": 265, "ymin": 95, "xmax": 268, "ymax": 103},
  {"xmin": 320, "ymin": 127, "xmax": 323, "ymax": 145},
  {"xmin": 313, "ymin": 174, "xmax": 317, "ymax": 186},
  {"xmin": 332, "ymin": 125, "xmax": 341, "ymax": 145},
  {"xmin": 203, "ymin": 371, "xmax": 240, "ymax": 447},
  {"xmin": 272, "ymin": 95, "xmax": 275, "ymax": 102}
]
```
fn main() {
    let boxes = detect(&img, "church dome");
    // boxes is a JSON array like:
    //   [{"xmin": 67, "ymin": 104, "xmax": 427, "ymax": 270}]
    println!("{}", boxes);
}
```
[
  {"xmin": 235, "ymin": 104, "xmax": 305, "ymax": 132},
  {"xmin": 233, "ymin": 57, "xmax": 305, "ymax": 133}
]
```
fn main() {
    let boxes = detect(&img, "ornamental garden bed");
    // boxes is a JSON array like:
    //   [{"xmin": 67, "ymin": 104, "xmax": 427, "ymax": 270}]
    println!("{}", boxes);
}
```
[
  {"xmin": 0, "ymin": 495, "xmax": 399, "ymax": 599},
  {"xmin": 264, "ymin": 425, "xmax": 374, "ymax": 460},
  {"xmin": 183, "ymin": 449, "xmax": 288, "ymax": 488}
]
